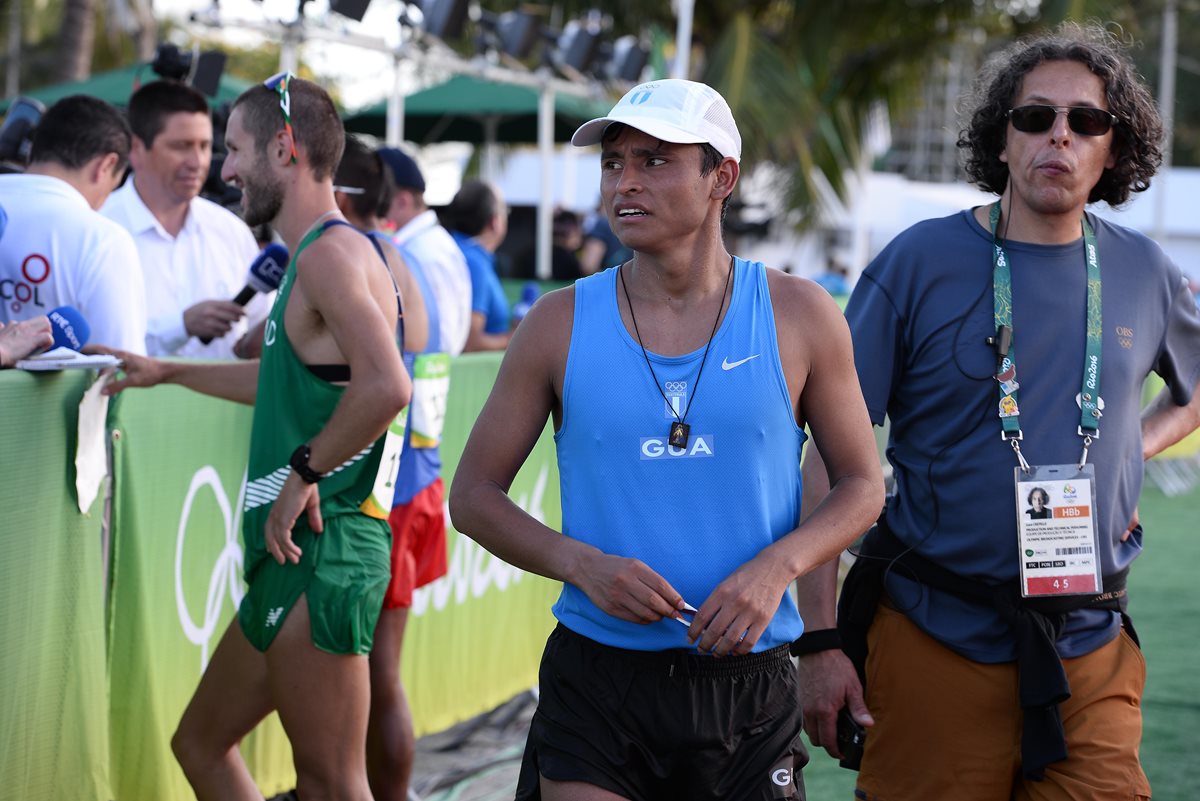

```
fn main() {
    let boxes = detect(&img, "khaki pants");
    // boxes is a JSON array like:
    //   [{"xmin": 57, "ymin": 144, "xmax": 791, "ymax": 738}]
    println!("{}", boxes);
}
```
[{"xmin": 855, "ymin": 603, "xmax": 1151, "ymax": 801}]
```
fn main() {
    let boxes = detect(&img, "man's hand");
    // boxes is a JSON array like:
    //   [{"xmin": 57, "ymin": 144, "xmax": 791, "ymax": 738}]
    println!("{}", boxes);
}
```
[
  {"xmin": 184, "ymin": 300, "xmax": 245, "ymax": 341},
  {"xmin": 265, "ymin": 471, "xmax": 324, "ymax": 565},
  {"xmin": 0, "ymin": 317, "xmax": 53, "ymax": 367},
  {"xmin": 689, "ymin": 554, "xmax": 793, "ymax": 656},
  {"xmin": 1122, "ymin": 507, "xmax": 1139, "ymax": 542},
  {"xmin": 95, "ymin": 348, "xmax": 169, "ymax": 395},
  {"xmin": 797, "ymin": 649, "xmax": 873, "ymax": 759},
  {"xmin": 572, "ymin": 552, "xmax": 685, "ymax": 625}
]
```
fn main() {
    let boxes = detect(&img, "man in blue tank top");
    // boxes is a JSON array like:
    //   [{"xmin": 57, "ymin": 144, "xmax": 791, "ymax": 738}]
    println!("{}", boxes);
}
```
[
  {"xmin": 797, "ymin": 24, "xmax": 1200, "ymax": 801},
  {"xmin": 450, "ymin": 79, "xmax": 885, "ymax": 801}
]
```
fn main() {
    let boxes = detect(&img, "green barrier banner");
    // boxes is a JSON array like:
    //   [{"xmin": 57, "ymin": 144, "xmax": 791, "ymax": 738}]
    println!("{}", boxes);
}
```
[
  {"xmin": 100, "ymin": 352, "xmax": 559, "ymax": 795},
  {"xmin": 403, "ymin": 353, "xmax": 561, "ymax": 736},
  {"xmin": 0, "ymin": 371, "xmax": 111, "ymax": 801},
  {"xmin": 107, "ymin": 384, "xmax": 295, "ymax": 800},
  {"xmin": 0, "ymin": 354, "xmax": 560, "ymax": 798}
]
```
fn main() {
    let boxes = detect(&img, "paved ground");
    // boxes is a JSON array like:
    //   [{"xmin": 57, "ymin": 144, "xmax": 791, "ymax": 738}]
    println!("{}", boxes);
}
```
[
  {"xmin": 409, "ymin": 691, "xmax": 536, "ymax": 801},
  {"xmin": 265, "ymin": 691, "xmax": 536, "ymax": 801}
]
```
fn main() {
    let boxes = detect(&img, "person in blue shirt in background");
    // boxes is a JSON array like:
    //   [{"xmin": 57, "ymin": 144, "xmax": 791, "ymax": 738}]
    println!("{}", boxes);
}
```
[{"xmin": 442, "ymin": 180, "xmax": 511, "ymax": 352}]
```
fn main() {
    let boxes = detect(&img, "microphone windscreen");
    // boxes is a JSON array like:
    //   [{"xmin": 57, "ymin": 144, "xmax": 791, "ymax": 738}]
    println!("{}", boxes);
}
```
[
  {"xmin": 245, "ymin": 243, "xmax": 289, "ymax": 295},
  {"xmin": 48, "ymin": 305, "xmax": 89, "ymax": 351}
]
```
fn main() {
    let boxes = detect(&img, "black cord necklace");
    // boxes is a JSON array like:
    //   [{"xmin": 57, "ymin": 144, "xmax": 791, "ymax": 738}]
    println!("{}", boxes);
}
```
[{"xmin": 618, "ymin": 256, "xmax": 734, "ymax": 450}]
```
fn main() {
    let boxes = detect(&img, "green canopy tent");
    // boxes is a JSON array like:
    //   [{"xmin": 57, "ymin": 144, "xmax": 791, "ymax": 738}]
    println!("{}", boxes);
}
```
[
  {"xmin": 0, "ymin": 63, "xmax": 254, "ymax": 113},
  {"xmin": 345, "ymin": 73, "xmax": 614, "ymax": 280},
  {"xmin": 342, "ymin": 74, "xmax": 613, "ymax": 145}
]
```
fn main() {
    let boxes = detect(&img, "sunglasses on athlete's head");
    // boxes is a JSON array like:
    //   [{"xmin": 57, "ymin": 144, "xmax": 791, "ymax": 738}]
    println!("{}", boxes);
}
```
[
  {"xmin": 263, "ymin": 71, "xmax": 300, "ymax": 164},
  {"xmin": 1007, "ymin": 105, "xmax": 1118, "ymax": 137}
]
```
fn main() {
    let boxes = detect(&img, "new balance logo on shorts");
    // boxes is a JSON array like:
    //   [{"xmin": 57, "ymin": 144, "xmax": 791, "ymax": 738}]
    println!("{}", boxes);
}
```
[{"xmin": 265, "ymin": 607, "xmax": 284, "ymax": 627}]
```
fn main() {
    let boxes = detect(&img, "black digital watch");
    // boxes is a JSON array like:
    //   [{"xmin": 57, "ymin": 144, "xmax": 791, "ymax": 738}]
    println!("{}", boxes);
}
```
[{"xmin": 289, "ymin": 444, "xmax": 326, "ymax": 484}]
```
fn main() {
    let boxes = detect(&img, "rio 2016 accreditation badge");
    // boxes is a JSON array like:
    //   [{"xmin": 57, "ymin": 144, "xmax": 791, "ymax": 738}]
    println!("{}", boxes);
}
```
[{"xmin": 1015, "ymin": 463, "xmax": 1102, "ymax": 597}]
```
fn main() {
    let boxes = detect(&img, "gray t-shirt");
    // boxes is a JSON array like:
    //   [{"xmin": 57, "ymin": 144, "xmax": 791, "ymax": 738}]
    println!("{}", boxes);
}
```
[{"xmin": 847, "ymin": 209, "xmax": 1200, "ymax": 662}]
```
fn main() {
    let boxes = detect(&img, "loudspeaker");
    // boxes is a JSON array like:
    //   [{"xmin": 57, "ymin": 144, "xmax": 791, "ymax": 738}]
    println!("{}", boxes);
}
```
[
  {"xmin": 330, "ymin": 0, "xmax": 372, "ymax": 22},
  {"xmin": 422, "ymin": 0, "xmax": 468, "ymax": 40}
]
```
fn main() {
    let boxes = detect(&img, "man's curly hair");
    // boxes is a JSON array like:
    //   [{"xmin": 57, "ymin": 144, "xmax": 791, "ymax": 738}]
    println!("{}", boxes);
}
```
[{"xmin": 957, "ymin": 22, "xmax": 1163, "ymax": 207}]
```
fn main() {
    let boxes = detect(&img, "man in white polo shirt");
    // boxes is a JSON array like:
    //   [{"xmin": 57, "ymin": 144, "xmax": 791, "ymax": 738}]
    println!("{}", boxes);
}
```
[
  {"xmin": 0, "ymin": 95, "xmax": 146, "ymax": 353},
  {"xmin": 103, "ymin": 80, "xmax": 265, "ymax": 359}
]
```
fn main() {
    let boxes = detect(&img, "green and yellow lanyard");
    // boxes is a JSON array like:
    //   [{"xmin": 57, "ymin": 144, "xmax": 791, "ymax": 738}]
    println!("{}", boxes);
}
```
[{"xmin": 989, "ymin": 202, "xmax": 1103, "ymax": 471}]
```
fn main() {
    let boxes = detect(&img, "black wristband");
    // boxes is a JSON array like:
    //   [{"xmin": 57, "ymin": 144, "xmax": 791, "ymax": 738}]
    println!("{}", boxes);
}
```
[
  {"xmin": 789, "ymin": 628, "xmax": 841, "ymax": 657},
  {"xmin": 289, "ymin": 444, "xmax": 325, "ymax": 484}
]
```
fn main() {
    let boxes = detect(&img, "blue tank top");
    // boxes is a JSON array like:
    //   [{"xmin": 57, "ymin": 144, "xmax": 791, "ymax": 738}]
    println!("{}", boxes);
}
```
[
  {"xmin": 383, "ymin": 237, "xmax": 445, "ymax": 505},
  {"xmin": 553, "ymin": 259, "xmax": 807, "ymax": 651}
]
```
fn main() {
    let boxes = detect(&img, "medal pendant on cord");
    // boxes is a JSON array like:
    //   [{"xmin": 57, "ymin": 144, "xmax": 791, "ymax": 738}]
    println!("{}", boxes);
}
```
[{"xmin": 669, "ymin": 421, "xmax": 691, "ymax": 449}]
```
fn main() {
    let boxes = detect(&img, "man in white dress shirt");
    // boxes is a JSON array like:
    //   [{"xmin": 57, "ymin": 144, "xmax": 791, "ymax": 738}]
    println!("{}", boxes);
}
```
[
  {"xmin": 378, "ymin": 147, "xmax": 471, "ymax": 356},
  {"xmin": 103, "ymin": 81, "xmax": 266, "ymax": 359}
]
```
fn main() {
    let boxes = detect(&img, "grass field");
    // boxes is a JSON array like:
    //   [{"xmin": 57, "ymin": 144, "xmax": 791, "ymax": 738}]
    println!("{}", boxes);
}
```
[
  {"xmin": 798, "ymin": 484, "xmax": 1200, "ymax": 800},
  {"xmin": 408, "ymin": 484, "xmax": 1198, "ymax": 801}
]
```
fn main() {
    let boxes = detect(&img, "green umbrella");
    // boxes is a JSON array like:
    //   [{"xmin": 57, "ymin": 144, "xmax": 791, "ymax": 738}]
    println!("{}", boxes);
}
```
[
  {"xmin": 0, "ymin": 63, "xmax": 254, "ymax": 113},
  {"xmin": 343, "ymin": 73, "xmax": 613, "ymax": 144}
]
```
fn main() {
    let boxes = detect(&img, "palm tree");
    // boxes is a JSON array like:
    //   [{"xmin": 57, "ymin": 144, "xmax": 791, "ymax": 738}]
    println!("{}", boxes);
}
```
[
  {"xmin": 483, "ymin": 1, "xmax": 1018, "ymax": 223},
  {"xmin": 54, "ymin": 0, "xmax": 97, "ymax": 82}
]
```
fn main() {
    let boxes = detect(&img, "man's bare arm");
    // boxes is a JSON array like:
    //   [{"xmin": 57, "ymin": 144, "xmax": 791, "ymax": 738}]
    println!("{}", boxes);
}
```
[
  {"xmin": 449, "ymin": 290, "xmax": 685, "ymax": 624},
  {"xmin": 100, "ymin": 351, "xmax": 260, "ymax": 405},
  {"xmin": 381, "ymin": 242, "xmax": 428, "ymax": 355},
  {"xmin": 795, "ymin": 444, "xmax": 875, "ymax": 758},
  {"xmin": 296, "ymin": 236, "xmax": 411, "ymax": 475},
  {"xmin": 1141, "ymin": 375, "xmax": 1200, "ymax": 460},
  {"xmin": 688, "ymin": 279, "xmax": 884, "ymax": 656},
  {"xmin": 263, "ymin": 234, "xmax": 412, "ymax": 564},
  {"xmin": 463, "ymin": 311, "xmax": 512, "ymax": 352}
]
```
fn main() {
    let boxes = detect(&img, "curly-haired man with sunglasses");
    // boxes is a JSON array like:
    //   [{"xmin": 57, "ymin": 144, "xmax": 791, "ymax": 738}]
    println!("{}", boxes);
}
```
[{"xmin": 796, "ymin": 22, "xmax": 1200, "ymax": 801}]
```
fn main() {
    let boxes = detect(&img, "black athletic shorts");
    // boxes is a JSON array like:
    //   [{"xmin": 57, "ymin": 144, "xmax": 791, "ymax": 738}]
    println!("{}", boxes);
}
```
[{"xmin": 515, "ymin": 624, "xmax": 808, "ymax": 801}]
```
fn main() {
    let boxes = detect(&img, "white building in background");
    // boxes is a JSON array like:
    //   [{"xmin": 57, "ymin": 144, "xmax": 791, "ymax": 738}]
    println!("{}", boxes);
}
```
[
  {"xmin": 483, "ymin": 145, "xmax": 1199, "ymax": 284},
  {"xmin": 1092, "ymin": 167, "xmax": 1200, "ymax": 278},
  {"xmin": 738, "ymin": 166, "xmax": 1200, "ymax": 284}
]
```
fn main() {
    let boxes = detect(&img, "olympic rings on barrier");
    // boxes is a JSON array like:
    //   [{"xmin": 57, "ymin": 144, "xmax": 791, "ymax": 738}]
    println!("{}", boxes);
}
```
[{"xmin": 175, "ymin": 466, "xmax": 246, "ymax": 670}]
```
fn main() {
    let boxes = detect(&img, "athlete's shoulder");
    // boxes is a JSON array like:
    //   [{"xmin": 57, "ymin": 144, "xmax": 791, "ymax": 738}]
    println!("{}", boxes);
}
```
[
  {"xmin": 764, "ymin": 265, "xmax": 844, "ymax": 318},
  {"xmin": 295, "ymin": 220, "xmax": 375, "ymax": 272},
  {"xmin": 517, "ymin": 284, "xmax": 575, "ymax": 339}
]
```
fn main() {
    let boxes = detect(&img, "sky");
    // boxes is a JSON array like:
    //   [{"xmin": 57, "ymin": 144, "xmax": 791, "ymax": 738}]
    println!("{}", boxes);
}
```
[
  {"xmin": 157, "ymin": 0, "xmax": 484, "ymax": 203},
  {"xmin": 158, "ymin": 0, "xmax": 425, "ymax": 110}
]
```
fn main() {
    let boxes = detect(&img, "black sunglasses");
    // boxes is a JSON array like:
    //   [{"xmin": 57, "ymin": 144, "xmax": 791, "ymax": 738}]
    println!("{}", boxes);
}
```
[{"xmin": 1007, "ymin": 105, "xmax": 1117, "ymax": 137}]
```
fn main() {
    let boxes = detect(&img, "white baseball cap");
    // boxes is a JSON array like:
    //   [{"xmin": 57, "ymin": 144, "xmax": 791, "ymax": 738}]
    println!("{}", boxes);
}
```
[{"xmin": 572, "ymin": 79, "xmax": 741, "ymax": 163}]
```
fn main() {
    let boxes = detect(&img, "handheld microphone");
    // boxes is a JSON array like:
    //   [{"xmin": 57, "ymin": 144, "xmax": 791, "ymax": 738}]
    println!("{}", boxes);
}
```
[
  {"xmin": 200, "ymin": 243, "xmax": 288, "ymax": 344},
  {"xmin": 47, "ymin": 305, "xmax": 89, "ymax": 351}
]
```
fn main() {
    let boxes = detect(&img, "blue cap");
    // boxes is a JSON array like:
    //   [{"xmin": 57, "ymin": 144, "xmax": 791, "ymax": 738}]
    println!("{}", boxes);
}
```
[{"xmin": 377, "ymin": 147, "xmax": 426, "ymax": 193}]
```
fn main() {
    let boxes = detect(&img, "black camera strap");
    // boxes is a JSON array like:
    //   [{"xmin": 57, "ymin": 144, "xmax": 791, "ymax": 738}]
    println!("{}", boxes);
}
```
[{"xmin": 837, "ymin": 512, "xmax": 1134, "ymax": 781}]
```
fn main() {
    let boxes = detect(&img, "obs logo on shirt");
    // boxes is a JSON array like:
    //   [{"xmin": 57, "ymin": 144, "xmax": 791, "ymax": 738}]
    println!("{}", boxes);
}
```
[{"xmin": 1, "ymin": 254, "xmax": 51, "ymax": 313}]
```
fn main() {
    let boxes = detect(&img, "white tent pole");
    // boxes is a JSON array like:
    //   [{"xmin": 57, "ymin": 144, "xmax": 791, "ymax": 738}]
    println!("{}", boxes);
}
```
[
  {"xmin": 537, "ymin": 82, "xmax": 555, "ymax": 280},
  {"xmin": 672, "ymin": 0, "xmax": 694, "ymax": 79},
  {"xmin": 483, "ymin": 118, "xmax": 500, "ymax": 183},
  {"xmin": 1152, "ymin": 0, "xmax": 1177, "ymax": 246},
  {"xmin": 386, "ymin": 53, "xmax": 405, "ymax": 146}
]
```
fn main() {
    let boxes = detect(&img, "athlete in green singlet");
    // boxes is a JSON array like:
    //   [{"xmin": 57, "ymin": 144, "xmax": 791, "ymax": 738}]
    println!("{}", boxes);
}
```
[{"xmin": 101, "ymin": 76, "xmax": 411, "ymax": 801}]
